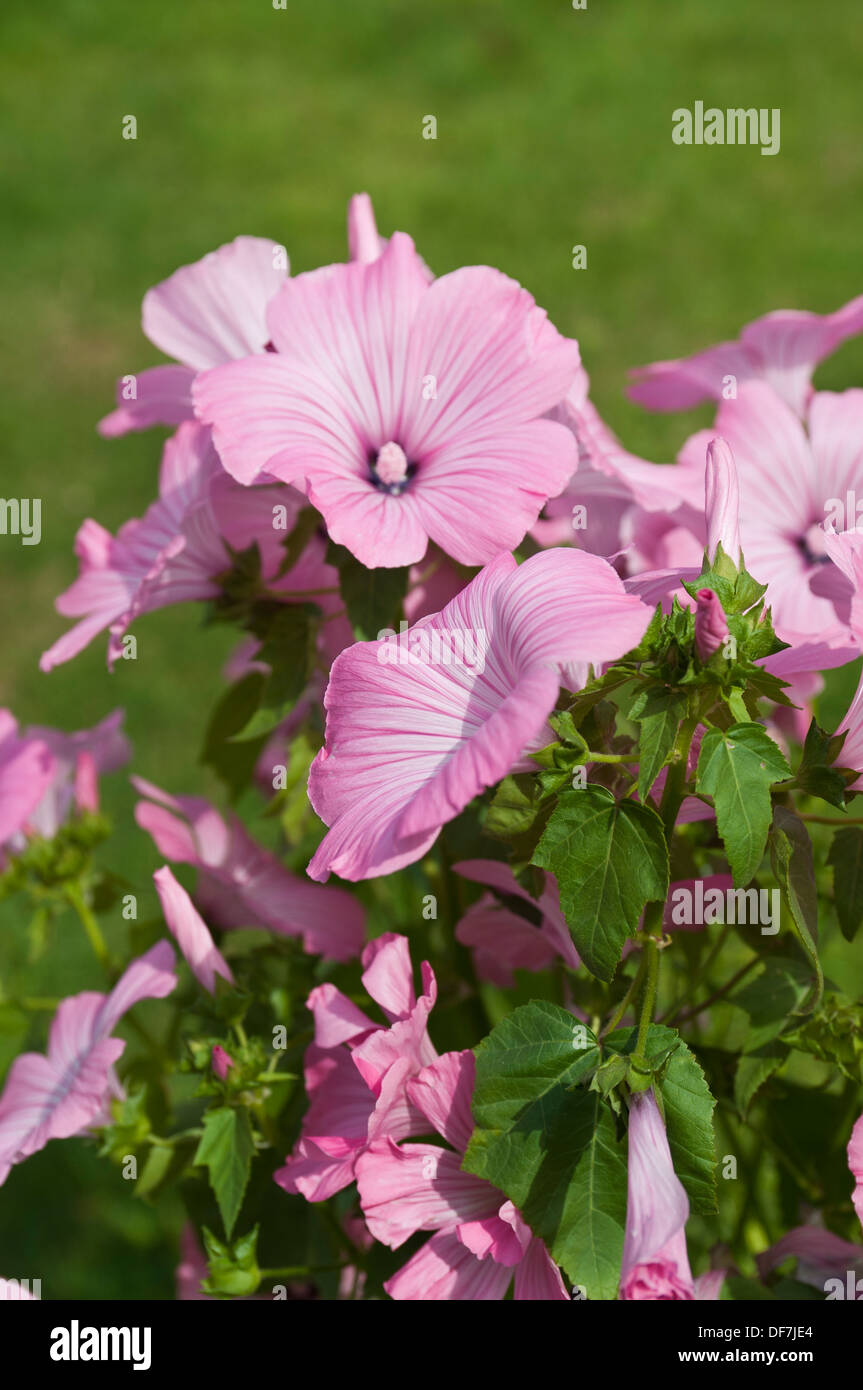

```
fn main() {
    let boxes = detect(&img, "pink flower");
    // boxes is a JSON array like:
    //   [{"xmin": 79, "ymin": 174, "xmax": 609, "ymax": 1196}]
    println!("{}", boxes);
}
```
[
  {"xmin": 532, "ymin": 363, "xmax": 705, "ymax": 555},
  {"xmin": 849, "ymin": 1112, "xmax": 863, "ymax": 1229},
  {"xmin": 628, "ymin": 292, "xmax": 863, "ymax": 418},
  {"xmin": 212, "ymin": 1045, "xmax": 235, "ymax": 1081},
  {"xmin": 176, "ymin": 1224, "xmax": 213, "ymax": 1301},
  {"xmin": 833, "ymin": 667, "xmax": 863, "ymax": 791},
  {"xmin": 694, "ymin": 589, "xmax": 729, "ymax": 661},
  {"xmin": 676, "ymin": 384, "xmax": 863, "ymax": 652},
  {"xmin": 356, "ymin": 1050, "xmax": 567, "ymax": 1300},
  {"xmin": 41, "ymin": 421, "xmax": 321, "ymax": 672},
  {"xmin": 620, "ymin": 1091, "xmax": 696, "ymax": 1300},
  {"xmin": 704, "ymin": 436, "xmax": 741, "ymax": 565},
  {"xmin": 99, "ymin": 237, "xmax": 289, "ymax": 437},
  {"xmin": 17, "ymin": 710, "xmax": 131, "ymax": 841},
  {"xmin": 154, "ymin": 866, "xmax": 235, "ymax": 995},
  {"xmin": 193, "ymin": 232, "xmax": 581, "ymax": 569},
  {"xmin": 453, "ymin": 859, "xmax": 578, "ymax": 986},
  {"xmin": 757, "ymin": 1225, "xmax": 863, "ymax": 1291},
  {"xmin": 307, "ymin": 548, "xmax": 652, "ymax": 882},
  {"xmin": 134, "ymin": 778, "xmax": 364, "ymax": 962},
  {"xmin": 0, "ymin": 942, "xmax": 177, "ymax": 1186},
  {"xmin": 0, "ymin": 711, "xmax": 56, "ymax": 847},
  {"xmin": 274, "ymin": 934, "xmax": 438, "ymax": 1202}
]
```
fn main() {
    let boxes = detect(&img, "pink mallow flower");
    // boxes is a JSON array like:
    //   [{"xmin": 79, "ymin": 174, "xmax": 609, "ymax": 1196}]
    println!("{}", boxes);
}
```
[
  {"xmin": 356, "ymin": 1049, "xmax": 567, "ymax": 1300},
  {"xmin": 306, "ymin": 548, "xmax": 652, "ymax": 883},
  {"xmin": 99, "ymin": 236, "xmax": 289, "ymax": 437},
  {"xmin": 0, "ymin": 711, "xmax": 56, "ymax": 847},
  {"xmin": 620, "ymin": 1091, "xmax": 722, "ymax": 1301},
  {"xmin": 0, "ymin": 942, "xmax": 177, "ymax": 1186},
  {"xmin": 134, "ymin": 778, "xmax": 364, "ymax": 962},
  {"xmin": 274, "ymin": 934, "xmax": 437, "ymax": 1202},
  {"xmin": 453, "ymin": 860, "xmax": 578, "ymax": 986},
  {"xmin": 211, "ymin": 1045, "xmax": 235, "ymax": 1082},
  {"xmin": 674, "ymin": 384, "xmax": 863, "ymax": 655},
  {"xmin": 193, "ymin": 231, "xmax": 581, "ymax": 569},
  {"xmin": 628, "ymin": 292, "xmax": 863, "ymax": 418},
  {"xmin": 40, "ymin": 421, "xmax": 324, "ymax": 671},
  {"xmin": 153, "ymin": 865, "xmax": 235, "ymax": 995},
  {"xmin": 1, "ymin": 710, "xmax": 130, "ymax": 862}
]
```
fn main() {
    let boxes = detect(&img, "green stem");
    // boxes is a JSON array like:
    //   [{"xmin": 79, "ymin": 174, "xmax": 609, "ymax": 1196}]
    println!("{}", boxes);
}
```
[
  {"xmin": 260, "ymin": 1263, "xmax": 345, "ymax": 1278},
  {"xmin": 671, "ymin": 955, "xmax": 761, "ymax": 1025},
  {"xmin": 659, "ymin": 921, "xmax": 730, "ymax": 1025},
  {"xmin": 586, "ymin": 751, "xmax": 639, "ymax": 765},
  {"xmin": 65, "ymin": 883, "xmax": 111, "ymax": 973},
  {"xmin": 601, "ymin": 952, "xmax": 646, "ymax": 1038},
  {"xmin": 633, "ymin": 930, "xmax": 660, "ymax": 1065},
  {"xmin": 799, "ymin": 814, "xmax": 863, "ymax": 825}
]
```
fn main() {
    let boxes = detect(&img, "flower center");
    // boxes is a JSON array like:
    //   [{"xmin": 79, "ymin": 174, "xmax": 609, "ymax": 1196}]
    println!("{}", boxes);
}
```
[
  {"xmin": 372, "ymin": 441, "xmax": 412, "ymax": 496},
  {"xmin": 799, "ymin": 521, "xmax": 830, "ymax": 565}
]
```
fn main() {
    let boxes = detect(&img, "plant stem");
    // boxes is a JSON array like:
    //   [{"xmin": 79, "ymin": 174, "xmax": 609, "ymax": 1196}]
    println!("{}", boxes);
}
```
[
  {"xmin": 672, "ymin": 955, "xmax": 761, "ymax": 1024},
  {"xmin": 799, "ymin": 814, "xmax": 863, "ymax": 825},
  {"xmin": 633, "ymin": 932, "xmax": 660, "ymax": 1064},
  {"xmin": 587, "ymin": 751, "xmax": 638, "ymax": 765},
  {"xmin": 601, "ymin": 952, "xmax": 646, "ymax": 1038},
  {"xmin": 65, "ymin": 883, "xmax": 111, "ymax": 973}
]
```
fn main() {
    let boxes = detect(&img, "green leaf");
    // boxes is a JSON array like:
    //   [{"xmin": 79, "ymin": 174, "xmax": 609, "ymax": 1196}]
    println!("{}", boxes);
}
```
[
  {"xmin": 795, "ymin": 720, "xmax": 851, "ymax": 809},
  {"xmin": 201, "ymin": 673, "xmax": 268, "ymax": 799},
  {"xmin": 464, "ymin": 1002, "xmax": 625, "ymax": 1299},
  {"xmin": 326, "ymin": 541, "xmax": 408, "ymax": 640},
  {"xmin": 731, "ymin": 956, "xmax": 815, "ymax": 1051},
  {"xmin": 828, "ymin": 827, "xmax": 863, "ymax": 942},
  {"xmin": 606, "ymin": 1025, "xmax": 717, "ymax": 1213},
  {"xmin": 531, "ymin": 786, "xmax": 668, "ymax": 981},
  {"xmin": 696, "ymin": 723, "xmax": 790, "ymax": 886},
  {"xmin": 768, "ymin": 806, "xmax": 823, "ymax": 1008},
  {"xmin": 193, "ymin": 1107, "xmax": 255, "ymax": 1239},
  {"xmin": 630, "ymin": 686, "xmax": 687, "ymax": 801},
  {"xmin": 734, "ymin": 1048, "xmax": 785, "ymax": 1116},
  {"xmin": 230, "ymin": 606, "xmax": 316, "ymax": 741}
]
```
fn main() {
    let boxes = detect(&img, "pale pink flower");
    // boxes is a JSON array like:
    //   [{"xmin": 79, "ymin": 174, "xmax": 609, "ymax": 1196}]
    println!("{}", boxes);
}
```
[
  {"xmin": 99, "ymin": 237, "xmax": 289, "ymax": 437},
  {"xmin": 629, "ymin": 293, "xmax": 863, "ymax": 417},
  {"xmin": 532, "ymin": 363, "xmax": 705, "ymax": 556},
  {"xmin": 41, "ymin": 422, "xmax": 322, "ymax": 672},
  {"xmin": 134, "ymin": 778, "xmax": 364, "ymax": 962},
  {"xmin": 757, "ymin": 1225, "xmax": 863, "ymax": 1291},
  {"xmin": 18, "ymin": 710, "xmax": 131, "ymax": 841},
  {"xmin": 0, "ymin": 711, "xmax": 56, "ymax": 847},
  {"xmin": 0, "ymin": 942, "xmax": 177, "ymax": 1185},
  {"xmin": 154, "ymin": 866, "xmax": 235, "ymax": 995},
  {"xmin": 621, "ymin": 1091, "xmax": 702, "ymax": 1300},
  {"xmin": 675, "ymin": 384, "xmax": 863, "ymax": 653},
  {"xmin": 356, "ymin": 1050, "xmax": 567, "ymax": 1300},
  {"xmin": 275, "ymin": 934, "xmax": 437, "ymax": 1201},
  {"xmin": 307, "ymin": 548, "xmax": 652, "ymax": 882},
  {"xmin": 193, "ymin": 232, "xmax": 580, "ymax": 569},
  {"xmin": 453, "ymin": 860, "xmax": 578, "ymax": 986}
]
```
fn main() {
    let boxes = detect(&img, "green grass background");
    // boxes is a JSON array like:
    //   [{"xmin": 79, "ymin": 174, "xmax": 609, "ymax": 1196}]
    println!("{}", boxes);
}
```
[{"xmin": 1, "ymin": 0, "xmax": 863, "ymax": 1297}]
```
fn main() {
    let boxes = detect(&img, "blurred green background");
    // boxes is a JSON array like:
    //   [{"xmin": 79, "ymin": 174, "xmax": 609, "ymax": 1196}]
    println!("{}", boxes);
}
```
[{"xmin": 1, "ymin": 0, "xmax": 863, "ymax": 1297}]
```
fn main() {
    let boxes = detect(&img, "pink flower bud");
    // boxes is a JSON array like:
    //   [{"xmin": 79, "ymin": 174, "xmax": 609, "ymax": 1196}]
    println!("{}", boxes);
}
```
[
  {"xmin": 704, "ymin": 436, "xmax": 741, "ymax": 565},
  {"xmin": 347, "ymin": 192, "xmax": 381, "ymax": 265},
  {"xmin": 73, "ymin": 751, "xmax": 100, "ymax": 815},
  {"xmin": 212, "ymin": 1044, "xmax": 234, "ymax": 1081},
  {"xmin": 694, "ymin": 588, "xmax": 729, "ymax": 661}
]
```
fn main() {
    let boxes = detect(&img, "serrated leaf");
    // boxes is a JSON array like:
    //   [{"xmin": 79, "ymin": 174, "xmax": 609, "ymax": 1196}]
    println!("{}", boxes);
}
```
[
  {"xmin": 630, "ymin": 686, "xmax": 687, "ymax": 801},
  {"xmin": 463, "ymin": 1002, "xmax": 625, "ymax": 1297},
  {"xmin": 731, "ymin": 956, "xmax": 815, "ymax": 1051},
  {"xmin": 193, "ymin": 1107, "xmax": 255, "ymax": 1239},
  {"xmin": 696, "ymin": 723, "xmax": 790, "ymax": 886},
  {"xmin": 828, "ymin": 827, "xmax": 863, "ymax": 942},
  {"xmin": 768, "ymin": 806, "xmax": 822, "ymax": 1008},
  {"xmin": 734, "ymin": 1048, "xmax": 785, "ymax": 1116},
  {"xmin": 606, "ymin": 1025, "xmax": 717, "ymax": 1213},
  {"xmin": 531, "ymin": 786, "xmax": 668, "ymax": 981}
]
